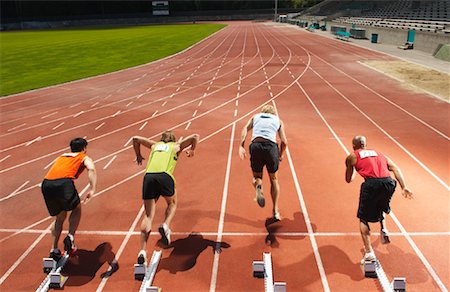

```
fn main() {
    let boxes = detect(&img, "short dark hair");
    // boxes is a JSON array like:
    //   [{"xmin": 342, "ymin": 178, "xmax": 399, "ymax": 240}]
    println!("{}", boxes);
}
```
[{"xmin": 70, "ymin": 138, "xmax": 88, "ymax": 152}]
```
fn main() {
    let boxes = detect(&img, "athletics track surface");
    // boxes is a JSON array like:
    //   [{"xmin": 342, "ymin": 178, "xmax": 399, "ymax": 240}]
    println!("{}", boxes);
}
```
[{"xmin": 0, "ymin": 21, "xmax": 448, "ymax": 291}]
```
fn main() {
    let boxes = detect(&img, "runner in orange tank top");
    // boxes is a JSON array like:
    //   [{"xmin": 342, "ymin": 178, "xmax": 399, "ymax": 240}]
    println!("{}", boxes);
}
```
[{"xmin": 41, "ymin": 138, "xmax": 97, "ymax": 261}]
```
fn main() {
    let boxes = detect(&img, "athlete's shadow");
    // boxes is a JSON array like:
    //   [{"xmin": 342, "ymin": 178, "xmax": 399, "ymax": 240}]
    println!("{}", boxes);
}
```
[
  {"xmin": 265, "ymin": 212, "xmax": 311, "ymax": 248},
  {"xmin": 157, "ymin": 233, "xmax": 230, "ymax": 274},
  {"xmin": 62, "ymin": 242, "xmax": 119, "ymax": 286}
]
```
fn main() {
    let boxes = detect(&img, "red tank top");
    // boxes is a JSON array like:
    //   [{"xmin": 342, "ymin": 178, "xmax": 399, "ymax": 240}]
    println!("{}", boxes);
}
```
[
  {"xmin": 45, "ymin": 152, "xmax": 86, "ymax": 180},
  {"xmin": 354, "ymin": 149, "xmax": 390, "ymax": 179}
]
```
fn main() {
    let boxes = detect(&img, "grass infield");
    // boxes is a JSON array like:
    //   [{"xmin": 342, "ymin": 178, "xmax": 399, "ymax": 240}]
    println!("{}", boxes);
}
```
[{"xmin": 0, "ymin": 23, "xmax": 226, "ymax": 96}]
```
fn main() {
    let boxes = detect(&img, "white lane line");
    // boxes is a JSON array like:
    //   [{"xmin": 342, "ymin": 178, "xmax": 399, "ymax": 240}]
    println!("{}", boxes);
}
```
[
  {"xmin": 0, "ymin": 216, "xmax": 51, "ymax": 244},
  {"xmin": 91, "ymin": 102, "xmax": 99, "ymax": 108},
  {"xmin": 185, "ymin": 122, "xmax": 191, "ymax": 130},
  {"xmin": 235, "ymin": 100, "xmax": 238, "ymax": 106},
  {"xmin": 273, "ymin": 101, "xmax": 330, "ymax": 292},
  {"xmin": 112, "ymin": 110, "xmax": 121, "ymax": 117},
  {"xmin": 309, "ymin": 66, "xmax": 450, "ymax": 191},
  {"xmin": 162, "ymin": 101, "xmax": 167, "ymax": 107},
  {"xmin": 0, "ymin": 155, "xmax": 11, "ymax": 163},
  {"xmin": 73, "ymin": 110, "xmax": 84, "ymax": 118},
  {"xmin": 41, "ymin": 112, "xmax": 58, "ymax": 119},
  {"xmin": 209, "ymin": 123, "xmax": 235, "ymax": 292},
  {"xmin": 69, "ymin": 103, "xmax": 81, "ymax": 108},
  {"xmin": 103, "ymin": 155, "xmax": 117, "ymax": 170},
  {"xmin": 2, "ymin": 229, "xmax": 448, "ymax": 236},
  {"xmin": 25, "ymin": 136, "xmax": 42, "ymax": 146},
  {"xmin": 96, "ymin": 206, "xmax": 145, "ymax": 291},
  {"xmin": 52, "ymin": 122, "xmax": 64, "ymax": 130},
  {"xmin": 0, "ymin": 185, "xmax": 89, "ymax": 284},
  {"xmin": 198, "ymin": 100, "xmax": 203, "ymax": 106},
  {"xmin": 104, "ymin": 94, "xmax": 112, "ymax": 100},
  {"xmin": 7, "ymin": 123, "xmax": 26, "ymax": 132},
  {"xmin": 391, "ymin": 213, "xmax": 448, "ymax": 291},
  {"xmin": 152, "ymin": 110, "xmax": 158, "ymax": 117},
  {"xmin": 192, "ymin": 110, "xmax": 198, "ymax": 117},
  {"xmin": 124, "ymin": 137, "xmax": 133, "ymax": 147},
  {"xmin": 126, "ymin": 101, "xmax": 134, "ymax": 108},
  {"xmin": 176, "ymin": 87, "xmax": 181, "ymax": 92},
  {"xmin": 297, "ymin": 80, "xmax": 448, "ymax": 291},
  {"xmin": 44, "ymin": 158, "xmax": 56, "ymax": 170},
  {"xmin": 0, "ymin": 222, "xmax": 53, "ymax": 285},
  {"xmin": 139, "ymin": 121, "xmax": 148, "ymax": 131},
  {"xmin": 234, "ymin": 109, "xmax": 238, "ymax": 117},
  {"xmin": 0, "ymin": 181, "xmax": 30, "ymax": 202},
  {"xmin": 95, "ymin": 122, "xmax": 105, "ymax": 130}
]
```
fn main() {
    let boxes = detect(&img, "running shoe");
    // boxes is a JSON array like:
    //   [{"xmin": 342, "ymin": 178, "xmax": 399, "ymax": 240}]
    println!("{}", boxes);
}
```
[
  {"xmin": 380, "ymin": 229, "xmax": 390, "ymax": 244},
  {"xmin": 361, "ymin": 251, "xmax": 377, "ymax": 265},
  {"xmin": 63, "ymin": 234, "xmax": 77, "ymax": 254},
  {"xmin": 273, "ymin": 211, "xmax": 281, "ymax": 221},
  {"xmin": 158, "ymin": 223, "xmax": 171, "ymax": 246},
  {"xmin": 137, "ymin": 250, "xmax": 147, "ymax": 265},
  {"xmin": 49, "ymin": 248, "xmax": 62, "ymax": 261},
  {"xmin": 255, "ymin": 185, "xmax": 265, "ymax": 208}
]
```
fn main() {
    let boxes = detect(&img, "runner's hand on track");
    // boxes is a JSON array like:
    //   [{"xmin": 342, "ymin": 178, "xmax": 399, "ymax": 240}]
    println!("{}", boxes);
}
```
[
  {"xmin": 185, "ymin": 149, "xmax": 195, "ymax": 157},
  {"xmin": 82, "ymin": 190, "xmax": 93, "ymax": 204},
  {"xmin": 239, "ymin": 146, "xmax": 246, "ymax": 160}
]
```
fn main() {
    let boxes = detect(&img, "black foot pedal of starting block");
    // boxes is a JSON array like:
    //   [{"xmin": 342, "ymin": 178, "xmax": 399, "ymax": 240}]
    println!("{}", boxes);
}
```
[
  {"xmin": 363, "ymin": 260, "xmax": 377, "ymax": 278},
  {"xmin": 392, "ymin": 277, "xmax": 406, "ymax": 291},
  {"xmin": 252, "ymin": 260, "xmax": 265, "ymax": 278},
  {"xmin": 274, "ymin": 282, "xmax": 287, "ymax": 292},
  {"xmin": 134, "ymin": 264, "xmax": 146, "ymax": 281},
  {"xmin": 42, "ymin": 258, "xmax": 56, "ymax": 274}
]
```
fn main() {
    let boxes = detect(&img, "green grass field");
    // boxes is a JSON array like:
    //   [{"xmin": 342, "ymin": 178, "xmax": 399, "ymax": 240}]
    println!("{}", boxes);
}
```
[{"xmin": 0, "ymin": 23, "xmax": 226, "ymax": 96}]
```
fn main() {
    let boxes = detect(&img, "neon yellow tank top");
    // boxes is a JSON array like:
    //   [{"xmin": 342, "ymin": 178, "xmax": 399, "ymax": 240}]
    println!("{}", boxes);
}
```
[{"xmin": 146, "ymin": 142, "xmax": 178, "ymax": 182}]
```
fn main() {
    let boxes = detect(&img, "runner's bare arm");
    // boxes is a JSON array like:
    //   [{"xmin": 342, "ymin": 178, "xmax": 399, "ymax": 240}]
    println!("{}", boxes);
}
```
[
  {"xmin": 345, "ymin": 154, "xmax": 356, "ymax": 183},
  {"xmin": 178, "ymin": 134, "xmax": 199, "ymax": 157},
  {"xmin": 239, "ymin": 117, "xmax": 253, "ymax": 159},
  {"xmin": 278, "ymin": 120, "xmax": 288, "ymax": 161},
  {"xmin": 387, "ymin": 156, "xmax": 413, "ymax": 199},
  {"xmin": 132, "ymin": 136, "xmax": 157, "ymax": 165},
  {"xmin": 82, "ymin": 156, "xmax": 96, "ymax": 203}
]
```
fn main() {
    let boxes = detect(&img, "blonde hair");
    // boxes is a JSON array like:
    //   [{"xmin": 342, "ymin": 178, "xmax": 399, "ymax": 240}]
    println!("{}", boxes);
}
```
[
  {"xmin": 160, "ymin": 130, "xmax": 176, "ymax": 143},
  {"xmin": 261, "ymin": 104, "xmax": 276, "ymax": 115}
]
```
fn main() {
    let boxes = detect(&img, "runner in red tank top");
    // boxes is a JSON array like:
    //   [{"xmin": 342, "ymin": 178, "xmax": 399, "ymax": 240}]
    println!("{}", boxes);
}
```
[{"xmin": 345, "ymin": 136, "xmax": 413, "ymax": 264}]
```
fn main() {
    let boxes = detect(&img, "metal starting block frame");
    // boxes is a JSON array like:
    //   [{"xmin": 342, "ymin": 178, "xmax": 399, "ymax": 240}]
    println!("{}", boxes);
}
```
[
  {"xmin": 363, "ymin": 259, "xmax": 406, "ymax": 292},
  {"xmin": 36, "ymin": 254, "xmax": 70, "ymax": 291},
  {"xmin": 252, "ymin": 252, "xmax": 286, "ymax": 292},
  {"xmin": 136, "ymin": 250, "xmax": 162, "ymax": 292}
]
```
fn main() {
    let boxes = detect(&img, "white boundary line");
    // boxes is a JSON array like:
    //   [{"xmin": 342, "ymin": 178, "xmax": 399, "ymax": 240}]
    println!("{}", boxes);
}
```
[{"xmin": 209, "ymin": 123, "xmax": 235, "ymax": 292}]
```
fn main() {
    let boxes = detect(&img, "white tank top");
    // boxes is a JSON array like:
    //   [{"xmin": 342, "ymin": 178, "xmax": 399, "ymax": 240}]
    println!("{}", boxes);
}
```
[{"xmin": 251, "ymin": 113, "xmax": 280, "ymax": 143}]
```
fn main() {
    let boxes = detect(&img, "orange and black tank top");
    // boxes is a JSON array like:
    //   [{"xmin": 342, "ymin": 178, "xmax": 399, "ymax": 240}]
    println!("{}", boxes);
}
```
[{"xmin": 45, "ymin": 152, "xmax": 86, "ymax": 180}]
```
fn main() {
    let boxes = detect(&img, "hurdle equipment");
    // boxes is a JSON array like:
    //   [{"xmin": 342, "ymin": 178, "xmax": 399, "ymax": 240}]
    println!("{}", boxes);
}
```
[
  {"xmin": 252, "ymin": 252, "xmax": 286, "ymax": 292},
  {"xmin": 137, "ymin": 250, "xmax": 162, "ymax": 292},
  {"xmin": 36, "ymin": 254, "xmax": 70, "ymax": 291},
  {"xmin": 362, "ymin": 258, "xmax": 406, "ymax": 292}
]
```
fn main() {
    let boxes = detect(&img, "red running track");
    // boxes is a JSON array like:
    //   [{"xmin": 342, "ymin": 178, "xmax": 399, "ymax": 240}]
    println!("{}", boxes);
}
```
[{"xmin": 0, "ymin": 21, "xmax": 448, "ymax": 291}]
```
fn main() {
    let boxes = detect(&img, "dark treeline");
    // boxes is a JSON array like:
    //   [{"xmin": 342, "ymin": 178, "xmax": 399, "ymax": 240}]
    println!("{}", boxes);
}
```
[{"xmin": 2, "ymin": 0, "xmax": 322, "ymax": 22}]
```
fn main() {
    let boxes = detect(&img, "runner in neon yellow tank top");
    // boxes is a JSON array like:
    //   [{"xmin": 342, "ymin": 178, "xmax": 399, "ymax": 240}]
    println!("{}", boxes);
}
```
[{"xmin": 132, "ymin": 130, "xmax": 199, "ymax": 265}]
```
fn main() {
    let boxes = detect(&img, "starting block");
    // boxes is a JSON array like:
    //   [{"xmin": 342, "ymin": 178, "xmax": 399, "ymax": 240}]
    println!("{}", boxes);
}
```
[
  {"xmin": 274, "ymin": 282, "xmax": 287, "ymax": 292},
  {"xmin": 363, "ymin": 260, "xmax": 377, "ymax": 278},
  {"xmin": 252, "ymin": 252, "xmax": 287, "ymax": 292},
  {"xmin": 146, "ymin": 287, "xmax": 162, "ymax": 292},
  {"xmin": 134, "ymin": 263, "xmax": 146, "ymax": 281},
  {"xmin": 49, "ymin": 273, "xmax": 68, "ymax": 289},
  {"xmin": 252, "ymin": 261, "xmax": 265, "ymax": 278},
  {"xmin": 43, "ymin": 258, "xmax": 56, "ymax": 274},
  {"xmin": 391, "ymin": 277, "xmax": 406, "ymax": 291}
]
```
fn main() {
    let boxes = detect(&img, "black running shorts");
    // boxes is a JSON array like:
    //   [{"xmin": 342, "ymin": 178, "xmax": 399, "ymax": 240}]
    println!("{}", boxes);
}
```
[
  {"xmin": 249, "ymin": 141, "xmax": 280, "ymax": 173},
  {"xmin": 42, "ymin": 178, "xmax": 80, "ymax": 216},
  {"xmin": 142, "ymin": 172, "xmax": 175, "ymax": 200},
  {"xmin": 357, "ymin": 177, "xmax": 397, "ymax": 222}
]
